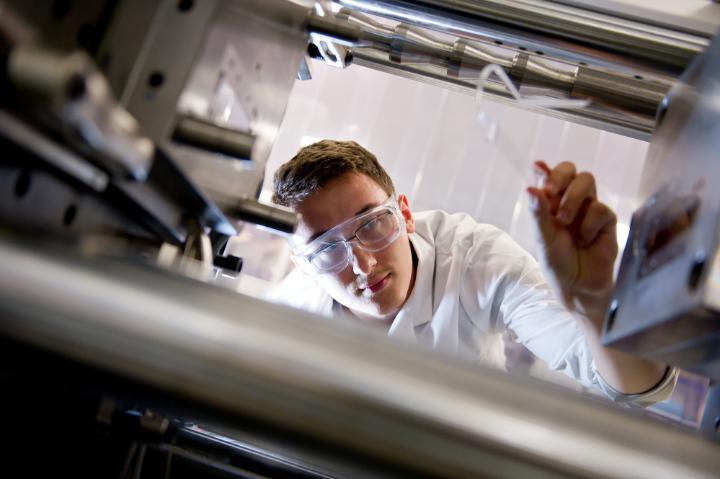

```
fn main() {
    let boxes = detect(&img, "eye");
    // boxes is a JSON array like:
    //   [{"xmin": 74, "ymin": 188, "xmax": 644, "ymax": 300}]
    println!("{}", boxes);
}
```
[
  {"xmin": 309, "ymin": 241, "xmax": 347, "ymax": 270},
  {"xmin": 356, "ymin": 212, "xmax": 393, "ymax": 242},
  {"xmin": 360, "ymin": 213, "xmax": 384, "ymax": 231},
  {"xmin": 314, "ymin": 241, "xmax": 342, "ymax": 257}
]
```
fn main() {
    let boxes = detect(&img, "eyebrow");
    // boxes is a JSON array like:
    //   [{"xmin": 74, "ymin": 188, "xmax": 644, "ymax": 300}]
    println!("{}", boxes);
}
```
[{"xmin": 307, "ymin": 202, "xmax": 381, "ymax": 243}]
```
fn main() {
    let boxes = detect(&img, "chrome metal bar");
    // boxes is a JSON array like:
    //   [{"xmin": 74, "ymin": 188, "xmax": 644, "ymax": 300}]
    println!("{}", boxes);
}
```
[
  {"xmin": 172, "ymin": 115, "xmax": 255, "ymax": 162},
  {"xmin": 225, "ymin": 197, "xmax": 298, "ymax": 234},
  {"xmin": 0, "ymin": 108, "xmax": 109, "ymax": 192},
  {"xmin": 351, "ymin": 48, "xmax": 655, "ymax": 139},
  {"xmin": 8, "ymin": 46, "xmax": 155, "ymax": 181},
  {"xmin": 337, "ymin": 0, "xmax": 710, "ymax": 74},
  {"xmin": 0, "ymin": 235, "xmax": 718, "ymax": 478},
  {"xmin": 307, "ymin": 9, "xmax": 674, "ymax": 139}
]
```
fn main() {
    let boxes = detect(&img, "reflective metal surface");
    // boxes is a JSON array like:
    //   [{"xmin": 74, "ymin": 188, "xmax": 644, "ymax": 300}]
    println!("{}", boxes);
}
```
[
  {"xmin": 0, "ymin": 1, "xmax": 238, "ymax": 246},
  {"xmin": 2, "ymin": 0, "xmax": 306, "ymax": 241},
  {"xmin": 172, "ymin": 114, "xmax": 255, "ymax": 162},
  {"xmin": 2, "ymin": 0, "xmax": 719, "ymax": 476},
  {"xmin": 310, "ymin": 8, "xmax": 673, "ymax": 139},
  {"xmin": 225, "ymin": 197, "xmax": 298, "ymax": 235},
  {"xmin": 605, "ymin": 32, "xmax": 720, "ymax": 381},
  {"xmin": 0, "ymin": 108, "xmax": 108, "ymax": 192},
  {"xmin": 99, "ymin": 0, "xmax": 308, "ymax": 209},
  {"xmin": 338, "ymin": 0, "xmax": 712, "ymax": 74},
  {"xmin": 0, "ymin": 235, "xmax": 718, "ymax": 479},
  {"xmin": 8, "ymin": 46, "xmax": 155, "ymax": 180}
]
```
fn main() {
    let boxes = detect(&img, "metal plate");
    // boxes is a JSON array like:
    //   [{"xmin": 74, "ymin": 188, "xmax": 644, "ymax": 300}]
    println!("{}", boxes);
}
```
[
  {"xmin": 99, "ymin": 0, "xmax": 309, "ymax": 210},
  {"xmin": 604, "ymin": 32, "xmax": 720, "ymax": 379}
]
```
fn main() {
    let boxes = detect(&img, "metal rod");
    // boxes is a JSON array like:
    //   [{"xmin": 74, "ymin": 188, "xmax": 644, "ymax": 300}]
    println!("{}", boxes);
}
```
[
  {"xmin": 0, "ymin": 236, "xmax": 718, "ymax": 478},
  {"xmin": 0, "ymin": 108, "xmax": 109, "ymax": 192},
  {"xmin": 226, "ymin": 197, "xmax": 298, "ymax": 234},
  {"xmin": 307, "ymin": 10, "xmax": 674, "ymax": 140},
  {"xmin": 337, "ymin": 0, "xmax": 710, "ymax": 74},
  {"xmin": 172, "ymin": 115, "xmax": 255, "ymax": 162},
  {"xmin": 351, "ymin": 48, "xmax": 656, "ymax": 139}
]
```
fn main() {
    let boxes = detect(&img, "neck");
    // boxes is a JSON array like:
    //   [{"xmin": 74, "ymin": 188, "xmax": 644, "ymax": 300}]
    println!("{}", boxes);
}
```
[
  {"xmin": 406, "ymin": 238, "xmax": 418, "ymax": 304},
  {"xmin": 347, "ymin": 307, "xmax": 396, "ymax": 330}
]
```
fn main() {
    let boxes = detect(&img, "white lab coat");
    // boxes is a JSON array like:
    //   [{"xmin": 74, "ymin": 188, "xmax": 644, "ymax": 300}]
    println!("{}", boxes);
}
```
[{"xmin": 272, "ymin": 209, "xmax": 676, "ymax": 405}]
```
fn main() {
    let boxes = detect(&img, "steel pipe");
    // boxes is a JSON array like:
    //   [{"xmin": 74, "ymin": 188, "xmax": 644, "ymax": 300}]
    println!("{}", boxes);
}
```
[
  {"xmin": 307, "ymin": 9, "xmax": 674, "ymax": 139},
  {"xmin": 0, "ymin": 235, "xmax": 718, "ymax": 478},
  {"xmin": 337, "ymin": 0, "xmax": 710, "ymax": 74}
]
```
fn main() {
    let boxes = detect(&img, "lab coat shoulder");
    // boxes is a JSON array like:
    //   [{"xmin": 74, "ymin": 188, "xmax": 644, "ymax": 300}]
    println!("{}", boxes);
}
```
[
  {"xmin": 415, "ymin": 212, "xmax": 611, "ymax": 392},
  {"xmin": 413, "ymin": 209, "xmax": 546, "ymax": 333}
]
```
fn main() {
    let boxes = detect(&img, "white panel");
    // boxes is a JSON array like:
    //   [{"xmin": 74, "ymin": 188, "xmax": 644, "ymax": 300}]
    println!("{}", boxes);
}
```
[{"xmin": 557, "ymin": 123, "xmax": 603, "ymax": 172}]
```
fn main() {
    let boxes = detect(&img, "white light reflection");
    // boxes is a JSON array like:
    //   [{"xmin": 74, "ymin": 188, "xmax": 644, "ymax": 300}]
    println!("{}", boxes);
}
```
[
  {"xmin": 300, "ymin": 135, "xmax": 320, "ymax": 147},
  {"xmin": 616, "ymin": 222, "xmax": 630, "ymax": 249}
]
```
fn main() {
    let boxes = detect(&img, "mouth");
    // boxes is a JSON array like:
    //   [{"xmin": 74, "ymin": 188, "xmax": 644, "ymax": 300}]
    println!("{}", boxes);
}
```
[{"xmin": 365, "ymin": 273, "xmax": 391, "ymax": 294}]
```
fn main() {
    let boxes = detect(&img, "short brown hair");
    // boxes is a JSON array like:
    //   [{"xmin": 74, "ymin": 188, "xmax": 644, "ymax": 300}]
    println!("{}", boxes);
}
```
[{"xmin": 272, "ymin": 140, "xmax": 395, "ymax": 207}]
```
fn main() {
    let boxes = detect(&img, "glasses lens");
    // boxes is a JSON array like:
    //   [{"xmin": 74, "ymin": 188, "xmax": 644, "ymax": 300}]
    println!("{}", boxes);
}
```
[
  {"xmin": 300, "ymin": 202, "xmax": 401, "ymax": 274},
  {"xmin": 310, "ymin": 241, "xmax": 348, "ymax": 272},
  {"xmin": 355, "ymin": 210, "xmax": 399, "ymax": 250}
]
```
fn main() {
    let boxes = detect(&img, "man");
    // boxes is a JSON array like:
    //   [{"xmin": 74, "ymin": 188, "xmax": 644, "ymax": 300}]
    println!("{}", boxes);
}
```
[{"xmin": 271, "ymin": 139, "xmax": 676, "ymax": 404}]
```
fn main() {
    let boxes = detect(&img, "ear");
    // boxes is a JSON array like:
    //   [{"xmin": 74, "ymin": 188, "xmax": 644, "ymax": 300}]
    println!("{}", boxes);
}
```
[{"xmin": 397, "ymin": 194, "xmax": 415, "ymax": 234}]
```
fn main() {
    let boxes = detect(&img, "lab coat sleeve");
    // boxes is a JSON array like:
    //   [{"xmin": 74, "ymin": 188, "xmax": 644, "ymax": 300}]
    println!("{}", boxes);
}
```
[{"xmin": 460, "ymin": 226, "xmax": 676, "ymax": 406}]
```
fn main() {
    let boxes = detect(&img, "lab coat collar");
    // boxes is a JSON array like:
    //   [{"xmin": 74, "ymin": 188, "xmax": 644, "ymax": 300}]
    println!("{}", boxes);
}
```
[{"xmin": 388, "ymin": 231, "xmax": 435, "ymax": 331}]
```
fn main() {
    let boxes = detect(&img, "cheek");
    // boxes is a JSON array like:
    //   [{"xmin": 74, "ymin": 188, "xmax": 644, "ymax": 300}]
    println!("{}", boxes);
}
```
[
  {"xmin": 317, "ymin": 268, "xmax": 357, "ymax": 292},
  {"xmin": 382, "ymin": 237, "xmax": 411, "ymax": 271}
]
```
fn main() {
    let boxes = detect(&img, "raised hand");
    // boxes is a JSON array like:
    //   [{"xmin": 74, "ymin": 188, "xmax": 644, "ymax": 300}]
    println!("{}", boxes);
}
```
[{"xmin": 527, "ymin": 161, "xmax": 617, "ymax": 319}]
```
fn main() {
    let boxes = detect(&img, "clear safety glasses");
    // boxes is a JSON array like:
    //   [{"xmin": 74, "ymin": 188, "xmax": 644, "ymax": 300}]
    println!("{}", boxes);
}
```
[{"xmin": 293, "ymin": 197, "xmax": 402, "ymax": 275}]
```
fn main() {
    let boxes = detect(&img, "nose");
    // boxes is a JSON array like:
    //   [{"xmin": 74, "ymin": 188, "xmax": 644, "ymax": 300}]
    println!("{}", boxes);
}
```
[{"xmin": 350, "ymin": 244, "xmax": 377, "ymax": 275}]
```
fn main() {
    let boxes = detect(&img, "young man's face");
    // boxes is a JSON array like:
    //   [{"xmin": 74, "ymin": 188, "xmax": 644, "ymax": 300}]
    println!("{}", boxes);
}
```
[{"xmin": 294, "ymin": 172, "xmax": 416, "ymax": 323}]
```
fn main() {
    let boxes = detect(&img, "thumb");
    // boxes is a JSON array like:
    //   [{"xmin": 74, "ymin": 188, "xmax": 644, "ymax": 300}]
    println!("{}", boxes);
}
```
[{"xmin": 527, "ymin": 186, "xmax": 556, "ymax": 246}]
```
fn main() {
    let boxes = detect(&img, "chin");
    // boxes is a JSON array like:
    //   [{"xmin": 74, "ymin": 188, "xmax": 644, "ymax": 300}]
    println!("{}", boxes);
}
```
[{"xmin": 375, "ymin": 298, "xmax": 402, "ymax": 317}]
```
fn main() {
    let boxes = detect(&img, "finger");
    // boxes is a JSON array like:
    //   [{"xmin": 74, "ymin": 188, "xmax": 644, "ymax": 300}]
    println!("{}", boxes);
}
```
[
  {"xmin": 557, "ymin": 172, "xmax": 597, "ymax": 225},
  {"xmin": 533, "ymin": 160, "xmax": 551, "ymax": 187},
  {"xmin": 546, "ymin": 161, "xmax": 576, "ymax": 196},
  {"xmin": 578, "ymin": 201, "xmax": 616, "ymax": 247},
  {"xmin": 533, "ymin": 161, "xmax": 561, "ymax": 213},
  {"xmin": 527, "ymin": 186, "xmax": 556, "ymax": 244}
]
